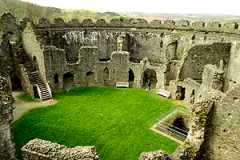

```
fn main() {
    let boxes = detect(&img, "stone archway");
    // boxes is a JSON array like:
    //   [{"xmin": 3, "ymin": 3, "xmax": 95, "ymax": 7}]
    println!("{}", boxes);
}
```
[
  {"xmin": 128, "ymin": 69, "xmax": 134, "ymax": 88},
  {"xmin": 142, "ymin": 69, "xmax": 157, "ymax": 90},
  {"xmin": 63, "ymin": 72, "xmax": 74, "ymax": 91}
]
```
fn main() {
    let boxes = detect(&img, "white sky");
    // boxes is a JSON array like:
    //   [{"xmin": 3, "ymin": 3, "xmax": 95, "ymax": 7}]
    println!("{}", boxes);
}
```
[{"xmin": 21, "ymin": 0, "xmax": 240, "ymax": 16}]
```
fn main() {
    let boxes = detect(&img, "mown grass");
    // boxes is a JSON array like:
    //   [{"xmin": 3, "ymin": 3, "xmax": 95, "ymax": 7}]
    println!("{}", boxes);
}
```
[{"xmin": 12, "ymin": 87, "xmax": 181, "ymax": 160}]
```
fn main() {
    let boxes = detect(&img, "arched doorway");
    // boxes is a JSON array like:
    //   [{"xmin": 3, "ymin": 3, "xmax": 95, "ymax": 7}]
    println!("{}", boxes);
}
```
[
  {"xmin": 142, "ymin": 69, "xmax": 157, "ymax": 90},
  {"xmin": 103, "ymin": 67, "xmax": 109, "ymax": 86},
  {"xmin": 63, "ymin": 72, "xmax": 74, "ymax": 91},
  {"xmin": 128, "ymin": 69, "xmax": 134, "ymax": 88}
]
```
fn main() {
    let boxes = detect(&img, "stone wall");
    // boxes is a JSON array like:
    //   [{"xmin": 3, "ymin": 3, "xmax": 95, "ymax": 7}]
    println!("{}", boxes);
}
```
[
  {"xmin": 0, "ymin": 76, "xmax": 15, "ymax": 160},
  {"xmin": 22, "ymin": 22, "xmax": 47, "ymax": 82},
  {"xmin": 79, "ymin": 46, "xmax": 98, "ymax": 87},
  {"xmin": 173, "ymin": 97, "xmax": 216, "ymax": 160},
  {"xmin": 29, "ymin": 15, "xmax": 240, "ymax": 93},
  {"xmin": 21, "ymin": 138, "xmax": 99, "ymax": 160},
  {"xmin": 169, "ymin": 78, "xmax": 200, "ymax": 103},
  {"xmin": 111, "ymin": 51, "xmax": 129, "ymax": 83},
  {"xmin": 32, "ymin": 22, "xmax": 240, "ymax": 93},
  {"xmin": 43, "ymin": 45, "xmax": 66, "ymax": 90},
  {"xmin": 178, "ymin": 43, "xmax": 231, "ymax": 81},
  {"xmin": 139, "ymin": 150, "xmax": 171, "ymax": 160},
  {"xmin": 35, "ymin": 17, "xmax": 240, "ymax": 34},
  {"xmin": 2, "ymin": 13, "xmax": 240, "ymax": 160},
  {"xmin": 202, "ymin": 86, "xmax": 240, "ymax": 160},
  {"xmin": 198, "ymin": 64, "xmax": 225, "ymax": 99},
  {"xmin": 226, "ymin": 41, "xmax": 240, "ymax": 90}
]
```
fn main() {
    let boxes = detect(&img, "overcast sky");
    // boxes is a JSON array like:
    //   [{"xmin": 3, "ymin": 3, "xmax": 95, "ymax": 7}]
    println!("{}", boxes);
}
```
[{"xmin": 21, "ymin": 0, "xmax": 240, "ymax": 16}]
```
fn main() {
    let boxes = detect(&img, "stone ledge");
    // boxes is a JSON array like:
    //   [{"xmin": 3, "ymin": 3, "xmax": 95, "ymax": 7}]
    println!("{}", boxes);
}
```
[
  {"xmin": 21, "ymin": 138, "xmax": 100, "ymax": 160},
  {"xmin": 139, "ymin": 150, "xmax": 172, "ymax": 160}
]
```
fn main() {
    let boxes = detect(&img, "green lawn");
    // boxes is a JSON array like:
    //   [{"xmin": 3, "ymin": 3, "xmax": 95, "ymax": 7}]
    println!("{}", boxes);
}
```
[{"xmin": 12, "ymin": 87, "xmax": 180, "ymax": 160}]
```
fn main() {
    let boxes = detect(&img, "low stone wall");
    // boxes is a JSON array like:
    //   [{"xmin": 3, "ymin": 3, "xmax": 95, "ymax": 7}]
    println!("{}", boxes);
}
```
[
  {"xmin": 139, "ymin": 150, "xmax": 171, "ymax": 160},
  {"xmin": 21, "ymin": 138, "xmax": 99, "ymax": 160}
]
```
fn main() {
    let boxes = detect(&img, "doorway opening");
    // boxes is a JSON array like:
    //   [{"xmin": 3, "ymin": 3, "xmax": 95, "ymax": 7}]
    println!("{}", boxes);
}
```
[
  {"xmin": 176, "ymin": 86, "xmax": 185, "ymax": 100},
  {"xmin": 128, "ymin": 69, "xmax": 134, "ymax": 87},
  {"xmin": 63, "ymin": 72, "xmax": 74, "ymax": 91}
]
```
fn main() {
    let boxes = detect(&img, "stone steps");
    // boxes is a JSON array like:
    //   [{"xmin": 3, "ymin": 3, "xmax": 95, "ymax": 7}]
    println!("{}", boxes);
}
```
[
  {"xmin": 17, "ymin": 49, "xmax": 52, "ymax": 101},
  {"xmin": 29, "ymin": 72, "xmax": 51, "ymax": 101}
]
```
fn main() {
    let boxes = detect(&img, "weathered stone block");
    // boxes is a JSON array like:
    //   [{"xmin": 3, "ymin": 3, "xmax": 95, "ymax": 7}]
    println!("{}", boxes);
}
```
[{"xmin": 21, "ymin": 139, "xmax": 99, "ymax": 160}]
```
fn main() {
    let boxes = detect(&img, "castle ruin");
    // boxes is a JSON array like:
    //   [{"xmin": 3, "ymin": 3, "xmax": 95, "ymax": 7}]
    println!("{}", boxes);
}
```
[{"xmin": 1, "ymin": 12, "xmax": 240, "ymax": 159}]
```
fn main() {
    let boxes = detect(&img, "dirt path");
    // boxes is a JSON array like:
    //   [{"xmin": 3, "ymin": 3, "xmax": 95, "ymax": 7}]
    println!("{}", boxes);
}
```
[{"xmin": 13, "ymin": 92, "xmax": 57, "ymax": 121}]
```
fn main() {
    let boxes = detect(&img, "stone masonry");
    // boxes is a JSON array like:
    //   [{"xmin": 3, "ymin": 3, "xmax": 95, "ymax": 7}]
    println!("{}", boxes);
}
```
[
  {"xmin": 0, "ymin": 76, "xmax": 15, "ymax": 160},
  {"xmin": 21, "ymin": 138, "xmax": 99, "ymax": 160},
  {"xmin": 1, "ymin": 12, "xmax": 240, "ymax": 160}
]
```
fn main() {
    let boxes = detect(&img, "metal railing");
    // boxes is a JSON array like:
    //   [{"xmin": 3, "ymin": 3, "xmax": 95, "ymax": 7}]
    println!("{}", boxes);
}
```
[{"xmin": 155, "ymin": 122, "xmax": 188, "ymax": 141}]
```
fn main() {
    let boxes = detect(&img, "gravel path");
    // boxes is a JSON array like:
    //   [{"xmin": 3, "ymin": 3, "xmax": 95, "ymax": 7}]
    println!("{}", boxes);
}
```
[{"xmin": 13, "ymin": 92, "xmax": 57, "ymax": 121}]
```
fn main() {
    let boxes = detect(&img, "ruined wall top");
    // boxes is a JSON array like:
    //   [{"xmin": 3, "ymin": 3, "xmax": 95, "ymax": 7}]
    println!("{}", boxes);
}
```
[
  {"xmin": 34, "ymin": 16, "xmax": 240, "ymax": 34},
  {"xmin": 1, "ymin": 13, "xmax": 240, "ymax": 34},
  {"xmin": 21, "ymin": 138, "xmax": 100, "ymax": 160}
]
